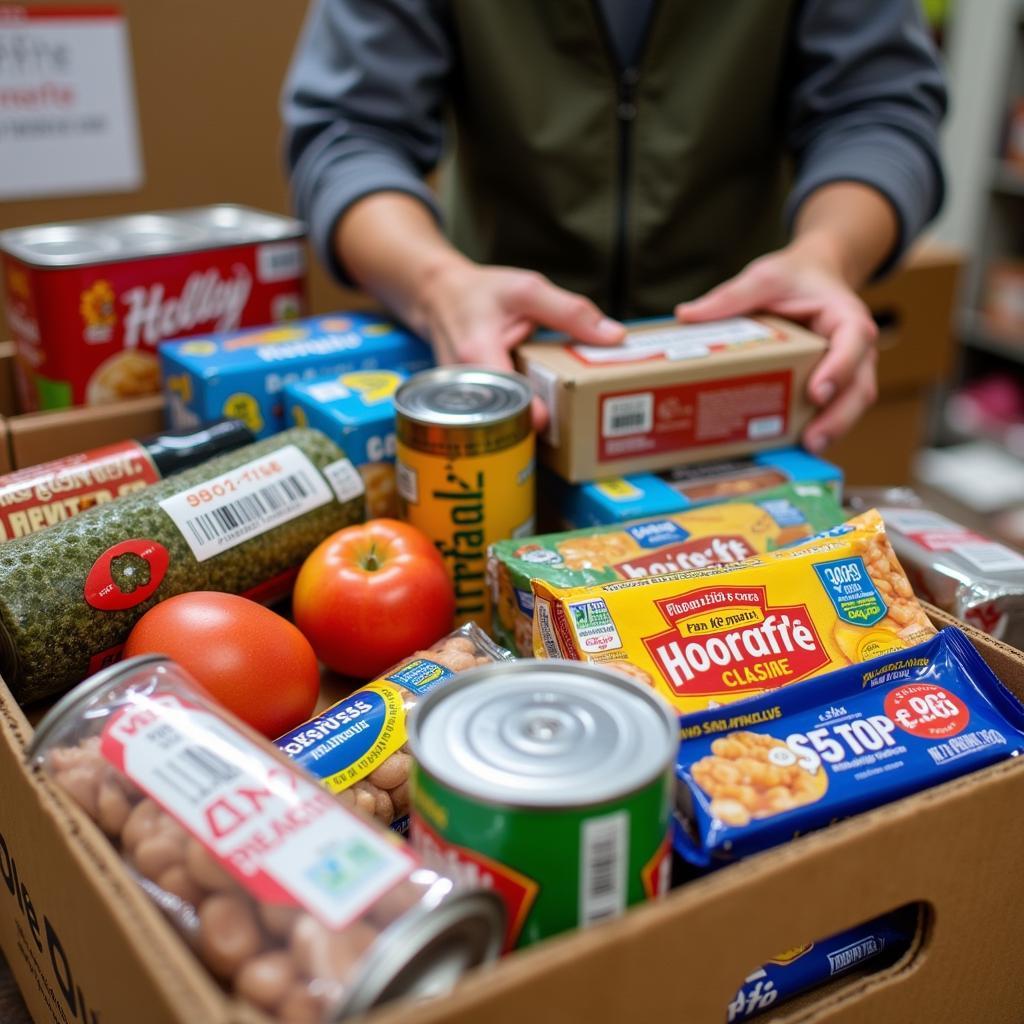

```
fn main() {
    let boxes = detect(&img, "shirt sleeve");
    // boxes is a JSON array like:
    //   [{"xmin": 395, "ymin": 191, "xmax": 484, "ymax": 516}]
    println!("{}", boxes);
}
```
[
  {"xmin": 280, "ymin": 0, "xmax": 452, "ymax": 284},
  {"xmin": 785, "ymin": 0, "xmax": 948, "ymax": 271}
]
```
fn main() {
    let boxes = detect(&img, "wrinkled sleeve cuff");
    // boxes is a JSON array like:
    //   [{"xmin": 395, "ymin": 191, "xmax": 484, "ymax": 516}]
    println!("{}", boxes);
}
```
[
  {"xmin": 784, "ymin": 126, "xmax": 944, "ymax": 277},
  {"xmin": 305, "ymin": 152, "xmax": 442, "ymax": 287}
]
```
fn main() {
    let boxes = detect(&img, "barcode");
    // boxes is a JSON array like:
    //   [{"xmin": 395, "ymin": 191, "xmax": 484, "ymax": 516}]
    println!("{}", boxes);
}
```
[
  {"xmin": 185, "ymin": 473, "xmax": 312, "ymax": 547},
  {"xmin": 602, "ymin": 394, "xmax": 653, "ymax": 438},
  {"xmin": 579, "ymin": 812, "xmax": 627, "ymax": 924},
  {"xmin": 155, "ymin": 744, "xmax": 239, "ymax": 802},
  {"xmin": 955, "ymin": 541, "xmax": 1024, "ymax": 573}
]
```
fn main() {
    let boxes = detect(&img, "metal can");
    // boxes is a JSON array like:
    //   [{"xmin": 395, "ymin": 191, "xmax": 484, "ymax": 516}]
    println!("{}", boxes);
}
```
[
  {"xmin": 29, "ymin": 655, "xmax": 505, "ymax": 1022},
  {"xmin": 407, "ymin": 659, "xmax": 678, "ymax": 950},
  {"xmin": 1, "ymin": 205, "xmax": 307, "ymax": 411},
  {"xmin": 395, "ymin": 367, "xmax": 534, "ymax": 626}
]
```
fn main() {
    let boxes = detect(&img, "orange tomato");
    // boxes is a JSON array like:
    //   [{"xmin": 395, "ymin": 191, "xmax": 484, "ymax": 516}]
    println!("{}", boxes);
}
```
[
  {"xmin": 124, "ymin": 592, "xmax": 320, "ymax": 738},
  {"xmin": 293, "ymin": 518, "xmax": 455, "ymax": 678}
]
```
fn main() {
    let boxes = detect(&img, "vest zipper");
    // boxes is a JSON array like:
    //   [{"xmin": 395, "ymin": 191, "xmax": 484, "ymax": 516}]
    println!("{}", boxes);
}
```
[{"xmin": 610, "ymin": 67, "xmax": 639, "ymax": 320}]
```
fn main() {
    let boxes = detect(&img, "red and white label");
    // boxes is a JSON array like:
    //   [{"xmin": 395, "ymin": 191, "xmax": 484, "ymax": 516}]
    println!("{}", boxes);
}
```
[
  {"xmin": 0, "ymin": 439, "xmax": 158, "ymax": 542},
  {"xmin": 101, "ymin": 692, "xmax": 414, "ymax": 929},
  {"xmin": 882, "ymin": 508, "xmax": 1024, "ymax": 575},
  {"xmin": 884, "ymin": 683, "xmax": 969, "ymax": 739},
  {"xmin": 412, "ymin": 814, "xmax": 538, "ymax": 951},
  {"xmin": 641, "ymin": 585, "xmax": 830, "ymax": 698},
  {"xmin": 158, "ymin": 444, "xmax": 334, "ymax": 562},
  {"xmin": 598, "ymin": 371, "xmax": 791, "ymax": 462},
  {"xmin": 85, "ymin": 537, "xmax": 169, "ymax": 610}
]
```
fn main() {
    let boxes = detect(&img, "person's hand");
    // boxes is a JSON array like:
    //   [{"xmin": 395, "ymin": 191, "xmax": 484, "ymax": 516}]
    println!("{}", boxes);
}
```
[
  {"xmin": 414, "ymin": 257, "xmax": 626, "ymax": 430},
  {"xmin": 675, "ymin": 236, "xmax": 879, "ymax": 454}
]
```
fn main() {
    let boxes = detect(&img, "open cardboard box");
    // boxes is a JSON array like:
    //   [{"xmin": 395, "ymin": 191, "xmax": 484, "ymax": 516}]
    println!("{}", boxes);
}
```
[
  {"xmin": 0, "ymin": 342, "xmax": 165, "ymax": 474},
  {"xmin": 1, "ymin": 607, "xmax": 1022, "ymax": 1024}
]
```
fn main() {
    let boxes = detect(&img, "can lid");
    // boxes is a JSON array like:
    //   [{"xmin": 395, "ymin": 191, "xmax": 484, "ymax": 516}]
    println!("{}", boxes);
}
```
[
  {"xmin": 1, "ymin": 205, "xmax": 304, "ymax": 267},
  {"xmin": 28, "ymin": 654, "xmax": 171, "ymax": 758},
  {"xmin": 394, "ymin": 367, "xmax": 532, "ymax": 428},
  {"xmin": 340, "ymin": 886, "xmax": 505, "ymax": 1017},
  {"xmin": 408, "ymin": 660, "xmax": 678, "ymax": 808}
]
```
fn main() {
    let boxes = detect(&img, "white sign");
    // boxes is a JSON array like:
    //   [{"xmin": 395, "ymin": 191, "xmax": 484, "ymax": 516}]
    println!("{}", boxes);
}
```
[{"xmin": 0, "ymin": 5, "xmax": 143, "ymax": 199}]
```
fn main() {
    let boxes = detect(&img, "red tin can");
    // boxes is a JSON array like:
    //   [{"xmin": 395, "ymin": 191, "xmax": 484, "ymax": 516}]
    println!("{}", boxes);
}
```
[{"xmin": 1, "ymin": 205, "xmax": 307, "ymax": 411}]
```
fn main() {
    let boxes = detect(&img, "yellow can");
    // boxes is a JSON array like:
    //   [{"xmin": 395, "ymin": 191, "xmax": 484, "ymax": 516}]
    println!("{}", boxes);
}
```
[{"xmin": 395, "ymin": 367, "xmax": 535, "ymax": 626}]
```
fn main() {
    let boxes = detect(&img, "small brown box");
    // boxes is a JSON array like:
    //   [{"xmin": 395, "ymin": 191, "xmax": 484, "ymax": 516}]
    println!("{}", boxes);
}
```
[{"xmin": 515, "ymin": 316, "xmax": 825, "ymax": 482}]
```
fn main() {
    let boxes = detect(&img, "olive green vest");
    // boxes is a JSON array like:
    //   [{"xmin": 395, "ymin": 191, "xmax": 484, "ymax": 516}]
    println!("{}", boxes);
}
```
[{"xmin": 443, "ymin": 1, "xmax": 796, "ymax": 318}]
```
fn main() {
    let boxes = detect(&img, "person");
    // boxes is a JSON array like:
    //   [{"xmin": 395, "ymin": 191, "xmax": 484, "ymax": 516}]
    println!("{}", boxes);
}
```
[{"xmin": 282, "ymin": 1, "xmax": 946, "ymax": 450}]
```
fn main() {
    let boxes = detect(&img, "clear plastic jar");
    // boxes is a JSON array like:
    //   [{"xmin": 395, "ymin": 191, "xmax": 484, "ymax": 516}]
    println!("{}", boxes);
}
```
[{"xmin": 28, "ymin": 654, "xmax": 504, "ymax": 1022}]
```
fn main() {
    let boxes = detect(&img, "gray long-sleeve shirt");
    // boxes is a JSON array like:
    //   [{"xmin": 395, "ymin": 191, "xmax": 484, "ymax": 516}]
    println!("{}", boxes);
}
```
[{"xmin": 283, "ymin": 0, "xmax": 947, "ymax": 289}]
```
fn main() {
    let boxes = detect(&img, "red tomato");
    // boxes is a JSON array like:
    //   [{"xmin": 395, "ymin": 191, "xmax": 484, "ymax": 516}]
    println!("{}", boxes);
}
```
[
  {"xmin": 293, "ymin": 518, "xmax": 455, "ymax": 678},
  {"xmin": 124, "ymin": 592, "xmax": 320, "ymax": 738}
]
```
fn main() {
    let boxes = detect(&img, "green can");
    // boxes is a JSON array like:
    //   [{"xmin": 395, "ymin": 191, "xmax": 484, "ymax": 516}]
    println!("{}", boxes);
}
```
[{"xmin": 407, "ymin": 659, "xmax": 678, "ymax": 950}]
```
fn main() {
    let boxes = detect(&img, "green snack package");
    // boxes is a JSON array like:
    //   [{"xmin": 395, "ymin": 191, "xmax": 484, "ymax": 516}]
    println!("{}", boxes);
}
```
[
  {"xmin": 0, "ymin": 427, "xmax": 365, "ymax": 704},
  {"xmin": 487, "ymin": 482, "xmax": 844, "ymax": 656}
]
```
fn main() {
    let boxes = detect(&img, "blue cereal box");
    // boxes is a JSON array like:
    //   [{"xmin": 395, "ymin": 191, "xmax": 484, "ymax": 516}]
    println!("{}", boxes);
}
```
[
  {"xmin": 160, "ymin": 312, "xmax": 433, "ymax": 439},
  {"xmin": 284, "ymin": 368, "xmax": 406, "ymax": 517},
  {"xmin": 548, "ymin": 448, "xmax": 843, "ymax": 528}
]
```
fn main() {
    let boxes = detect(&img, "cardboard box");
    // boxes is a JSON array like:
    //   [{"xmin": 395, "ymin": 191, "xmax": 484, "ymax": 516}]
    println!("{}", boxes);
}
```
[
  {"xmin": 827, "ymin": 395, "xmax": 927, "ymax": 488},
  {"xmin": 546, "ymin": 447, "xmax": 843, "ymax": 529},
  {"xmin": 2, "ymin": 609, "xmax": 1024, "ymax": 1024},
  {"xmin": 160, "ymin": 313, "xmax": 433, "ymax": 440},
  {"xmin": 0, "ymin": 341, "xmax": 166, "ymax": 474},
  {"xmin": 516, "ymin": 317, "xmax": 826, "ymax": 483}
]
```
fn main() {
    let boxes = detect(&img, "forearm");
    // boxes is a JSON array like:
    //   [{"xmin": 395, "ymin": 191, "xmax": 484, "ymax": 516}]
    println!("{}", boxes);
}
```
[
  {"xmin": 334, "ymin": 192, "xmax": 470, "ymax": 335},
  {"xmin": 790, "ymin": 182, "xmax": 899, "ymax": 289}
]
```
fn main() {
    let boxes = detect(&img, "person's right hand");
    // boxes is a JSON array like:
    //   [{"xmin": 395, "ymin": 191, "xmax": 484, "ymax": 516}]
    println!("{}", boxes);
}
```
[{"xmin": 414, "ymin": 258, "xmax": 626, "ymax": 430}]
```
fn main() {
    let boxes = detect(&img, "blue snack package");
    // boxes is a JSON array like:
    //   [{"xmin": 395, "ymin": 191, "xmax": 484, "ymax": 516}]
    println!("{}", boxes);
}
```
[
  {"xmin": 675, "ymin": 627, "xmax": 1024, "ymax": 867},
  {"xmin": 727, "ymin": 907, "xmax": 917, "ymax": 1021}
]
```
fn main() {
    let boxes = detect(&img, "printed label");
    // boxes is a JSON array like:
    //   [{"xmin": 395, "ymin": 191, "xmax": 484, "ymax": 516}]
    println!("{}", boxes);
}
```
[
  {"xmin": 397, "ymin": 434, "xmax": 535, "ymax": 626},
  {"xmin": 568, "ymin": 599, "xmax": 622, "ymax": 653},
  {"xmin": 102, "ymin": 693, "xmax": 413, "ymax": 929},
  {"xmin": 642, "ymin": 586, "xmax": 830, "ymax": 698},
  {"xmin": 883, "ymin": 508, "xmax": 1024, "ymax": 573},
  {"xmin": 613, "ymin": 536, "xmax": 757, "ymax": 579},
  {"xmin": 579, "ymin": 811, "xmax": 628, "ymax": 925},
  {"xmin": 0, "ymin": 440, "xmax": 158, "ymax": 541},
  {"xmin": 602, "ymin": 393, "xmax": 653, "ymax": 438},
  {"xmin": 597, "ymin": 371, "xmax": 792, "ymax": 462},
  {"xmin": 385, "ymin": 659, "xmax": 454, "ymax": 696},
  {"xmin": 885, "ymin": 683, "xmax": 969, "ymax": 739},
  {"xmin": 411, "ymin": 814, "xmax": 539, "ymax": 952},
  {"xmin": 624, "ymin": 520, "xmax": 690, "ymax": 550},
  {"xmin": 159, "ymin": 444, "xmax": 332, "ymax": 562},
  {"xmin": 257, "ymin": 241, "xmax": 306, "ymax": 284},
  {"xmin": 594, "ymin": 478, "xmax": 644, "ymax": 502},
  {"xmin": 322, "ymin": 457, "xmax": 366, "ymax": 505},
  {"xmin": 813, "ymin": 557, "xmax": 886, "ymax": 627},
  {"xmin": 85, "ymin": 538, "xmax": 170, "ymax": 611},
  {"xmin": 572, "ymin": 317, "xmax": 773, "ymax": 366}
]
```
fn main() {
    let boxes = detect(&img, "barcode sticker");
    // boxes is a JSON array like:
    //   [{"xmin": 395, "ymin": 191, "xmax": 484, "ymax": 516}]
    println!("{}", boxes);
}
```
[
  {"xmin": 322, "ymin": 457, "xmax": 365, "ymax": 505},
  {"xmin": 602, "ymin": 393, "xmax": 653, "ymax": 438},
  {"xmin": 101, "ymin": 693, "xmax": 414, "ymax": 930},
  {"xmin": 159, "ymin": 444, "xmax": 333, "ymax": 562},
  {"xmin": 579, "ymin": 811, "xmax": 628, "ymax": 925},
  {"xmin": 955, "ymin": 542, "xmax": 1024, "ymax": 574},
  {"xmin": 396, "ymin": 460, "xmax": 419, "ymax": 503},
  {"xmin": 257, "ymin": 240, "xmax": 306, "ymax": 283}
]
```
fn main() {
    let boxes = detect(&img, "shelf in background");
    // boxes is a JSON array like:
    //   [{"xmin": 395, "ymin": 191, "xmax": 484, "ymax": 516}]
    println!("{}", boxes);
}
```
[{"xmin": 961, "ymin": 310, "xmax": 1024, "ymax": 363}]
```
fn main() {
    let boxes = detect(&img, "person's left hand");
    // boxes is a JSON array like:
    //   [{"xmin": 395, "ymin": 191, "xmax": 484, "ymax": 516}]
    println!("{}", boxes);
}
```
[{"xmin": 674, "ymin": 238, "xmax": 879, "ymax": 454}]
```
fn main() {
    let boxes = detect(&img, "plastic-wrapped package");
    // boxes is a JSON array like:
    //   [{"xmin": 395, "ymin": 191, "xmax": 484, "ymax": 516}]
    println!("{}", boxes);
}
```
[
  {"xmin": 29, "ymin": 655, "xmax": 504, "ymax": 1022},
  {"xmin": 276, "ymin": 624, "xmax": 512, "ymax": 832}
]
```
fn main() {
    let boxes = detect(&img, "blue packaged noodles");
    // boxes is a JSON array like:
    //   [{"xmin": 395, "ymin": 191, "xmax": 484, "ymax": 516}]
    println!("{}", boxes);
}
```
[
  {"xmin": 675, "ymin": 627, "xmax": 1024, "ymax": 867},
  {"xmin": 727, "ymin": 907, "xmax": 917, "ymax": 1021}
]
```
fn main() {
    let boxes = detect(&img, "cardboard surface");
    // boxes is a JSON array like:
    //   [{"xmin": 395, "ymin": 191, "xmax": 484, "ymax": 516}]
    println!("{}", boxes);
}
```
[
  {"xmin": 517, "ymin": 317, "xmax": 825, "ymax": 482},
  {"xmin": 827, "ymin": 396, "xmax": 927, "ymax": 488},
  {"xmin": 1, "ymin": 609, "xmax": 1023, "ymax": 1024}
]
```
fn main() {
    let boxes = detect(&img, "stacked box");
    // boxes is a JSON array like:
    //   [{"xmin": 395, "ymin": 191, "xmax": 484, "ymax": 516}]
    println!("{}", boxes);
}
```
[
  {"xmin": 160, "ymin": 312, "xmax": 433, "ymax": 439},
  {"xmin": 284, "ymin": 368, "xmax": 406, "ymax": 518},
  {"xmin": 547, "ymin": 447, "xmax": 842, "ymax": 528}
]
